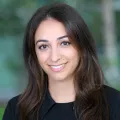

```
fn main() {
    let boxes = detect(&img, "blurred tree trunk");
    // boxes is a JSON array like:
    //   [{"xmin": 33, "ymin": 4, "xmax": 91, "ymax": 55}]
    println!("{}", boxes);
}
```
[{"xmin": 101, "ymin": 0, "xmax": 119, "ymax": 87}]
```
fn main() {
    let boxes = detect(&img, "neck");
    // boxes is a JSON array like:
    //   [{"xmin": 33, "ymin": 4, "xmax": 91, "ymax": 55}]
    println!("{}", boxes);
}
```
[{"xmin": 48, "ymin": 78, "xmax": 75, "ymax": 103}]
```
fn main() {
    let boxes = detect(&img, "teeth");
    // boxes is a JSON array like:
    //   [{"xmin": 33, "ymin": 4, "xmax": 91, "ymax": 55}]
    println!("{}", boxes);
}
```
[
  {"xmin": 49, "ymin": 63, "xmax": 67, "ymax": 72},
  {"xmin": 51, "ymin": 64, "xmax": 64, "ymax": 68}
]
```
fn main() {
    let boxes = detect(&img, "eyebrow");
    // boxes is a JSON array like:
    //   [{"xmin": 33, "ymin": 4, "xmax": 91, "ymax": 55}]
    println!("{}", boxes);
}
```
[
  {"xmin": 57, "ymin": 35, "xmax": 68, "ymax": 40},
  {"xmin": 35, "ymin": 35, "xmax": 68, "ymax": 45}
]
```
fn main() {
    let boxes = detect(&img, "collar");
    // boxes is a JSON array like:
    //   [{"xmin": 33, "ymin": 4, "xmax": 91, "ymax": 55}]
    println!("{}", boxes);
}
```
[{"xmin": 39, "ymin": 89, "xmax": 55, "ymax": 120}]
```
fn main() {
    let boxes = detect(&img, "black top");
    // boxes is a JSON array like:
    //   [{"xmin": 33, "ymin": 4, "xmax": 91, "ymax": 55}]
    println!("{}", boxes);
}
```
[
  {"xmin": 2, "ymin": 85, "xmax": 120, "ymax": 120},
  {"xmin": 39, "ymin": 89, "xmax": 76, "ymax": 120},
  {"xmin": 44, "ymin": 102, "xmax": 76, "ymax": 120}
]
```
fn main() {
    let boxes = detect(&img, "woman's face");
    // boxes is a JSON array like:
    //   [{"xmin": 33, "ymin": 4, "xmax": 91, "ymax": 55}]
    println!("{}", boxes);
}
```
[{"xmin": 35, "ymin": 18, "xmax": 79, "ymax": 82}]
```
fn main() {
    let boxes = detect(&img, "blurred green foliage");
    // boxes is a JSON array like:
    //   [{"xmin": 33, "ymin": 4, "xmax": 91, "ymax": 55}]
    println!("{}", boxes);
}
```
[
  {"xmin": 0, "ymin": 0, "xmax": 120, "ymax": 107},
  {"xmin": 0, "ymin": 108, "xmax": 5, "ymax": 120}
]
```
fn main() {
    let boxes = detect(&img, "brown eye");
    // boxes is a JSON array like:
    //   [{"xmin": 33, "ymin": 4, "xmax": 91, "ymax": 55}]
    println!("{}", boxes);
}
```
[
  {"xmin": 39, "ymin": 45, "xmax": 48, "ymax": 50},
  {"xmin": 61, "ymin": 41, "xmax": 71, "ymax": 46}
]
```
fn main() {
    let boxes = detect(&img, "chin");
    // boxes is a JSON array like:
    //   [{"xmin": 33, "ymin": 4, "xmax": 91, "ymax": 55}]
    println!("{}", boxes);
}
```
[{"xmin": 49, "ymin": 73, "xmax": 72, "ymax": 83}]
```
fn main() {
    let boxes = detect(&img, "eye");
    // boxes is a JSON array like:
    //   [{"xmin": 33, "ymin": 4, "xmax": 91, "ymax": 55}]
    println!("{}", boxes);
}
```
[
  {"xmin": 38, "ymin": 44, "xmax": 48, "ymax": 50},
  {"xmin": 61, "ymin": 41, "xmax": 71, "ymax": 46}
]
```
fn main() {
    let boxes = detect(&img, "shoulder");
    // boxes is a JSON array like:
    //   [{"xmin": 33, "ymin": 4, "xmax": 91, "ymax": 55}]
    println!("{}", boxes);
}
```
[
  {"xmin": 2, "ymin": 94, "xmax": 21, "ymax": 120},
  {"xmin": 8, "ymin": 94, "xmax": 20, "ymax": 104},
  {"xmin": 103, "ymin": 85, "xmax": 120, "ymax": 102},
  {"xmin": 103, "ymin": 85, "xmax": 120, "ymax": 119},
  {"xmin": 7, "ymin": 94, "xmax": 20, "ymax": 111}
]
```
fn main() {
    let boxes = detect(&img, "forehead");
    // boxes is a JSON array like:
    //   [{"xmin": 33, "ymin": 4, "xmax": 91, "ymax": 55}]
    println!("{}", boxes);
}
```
[{"xmin": 35, "ymin": 18, "xmax": 67, "ymax": 42}]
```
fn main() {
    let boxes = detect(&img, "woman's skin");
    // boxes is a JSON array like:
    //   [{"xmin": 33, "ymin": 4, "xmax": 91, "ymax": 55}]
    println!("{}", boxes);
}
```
[{"xmin": 35, "ymin": 18, "xmax": 79, "ymax": 103}]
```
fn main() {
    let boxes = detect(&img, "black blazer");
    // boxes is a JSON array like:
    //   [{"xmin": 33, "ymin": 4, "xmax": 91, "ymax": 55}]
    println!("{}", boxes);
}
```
[{"xmin": 2, "ymin": 85, "xmax": 120, "ymax": 120}]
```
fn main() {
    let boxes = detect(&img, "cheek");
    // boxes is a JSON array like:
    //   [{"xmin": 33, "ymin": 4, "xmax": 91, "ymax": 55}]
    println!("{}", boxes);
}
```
[
  {"xmin": 36, "ymin": 51, "xmax": 48, "ymax": 64},
  {"xmin": 64, "ymin": 48, "xmax": 79, "ymax": 60},
  {"xmin": 69, "ymin": 50, "xmax": 79, "ymax": 67}
]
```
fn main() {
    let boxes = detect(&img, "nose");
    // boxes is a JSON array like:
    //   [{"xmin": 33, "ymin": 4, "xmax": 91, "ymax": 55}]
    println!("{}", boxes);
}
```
[{"xmin": 50, "ymin": 48, "xmax": 61, "ymax": 62}]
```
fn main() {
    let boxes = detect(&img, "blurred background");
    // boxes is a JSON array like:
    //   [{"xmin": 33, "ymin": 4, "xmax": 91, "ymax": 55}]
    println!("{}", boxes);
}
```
[{"xmin": 0, "ymin": 0, "xmax": 120, "ymax": 118}]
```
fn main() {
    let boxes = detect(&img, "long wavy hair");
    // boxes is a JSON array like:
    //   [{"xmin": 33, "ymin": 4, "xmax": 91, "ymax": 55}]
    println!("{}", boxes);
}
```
[{"xmin": 18, "ymin": 3, "xmax": 109, "ymax": 120}]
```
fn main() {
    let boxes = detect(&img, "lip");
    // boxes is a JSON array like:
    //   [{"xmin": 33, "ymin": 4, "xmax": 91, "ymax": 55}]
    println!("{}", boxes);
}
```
[{"xmin": 49, "ymin": 63, "xmax": 67, "ymax": 72}]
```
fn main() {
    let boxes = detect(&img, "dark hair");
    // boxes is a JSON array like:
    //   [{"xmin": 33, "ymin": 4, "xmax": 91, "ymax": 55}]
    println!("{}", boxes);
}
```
[{"xmin": 18, "ymin": 3, "xmax": 109, "ymax": 120}]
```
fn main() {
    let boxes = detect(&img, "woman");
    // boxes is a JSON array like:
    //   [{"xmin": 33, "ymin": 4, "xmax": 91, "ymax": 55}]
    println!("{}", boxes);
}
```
[{"xmin": 3, "ymin": 3, "xmax": 120, "ymax": 120}]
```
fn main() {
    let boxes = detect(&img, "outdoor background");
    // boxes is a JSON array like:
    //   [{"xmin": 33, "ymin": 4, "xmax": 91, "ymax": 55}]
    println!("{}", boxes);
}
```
[{"xmin": 0, "ymin": 0, "xmax": 120, "ymax": 119}]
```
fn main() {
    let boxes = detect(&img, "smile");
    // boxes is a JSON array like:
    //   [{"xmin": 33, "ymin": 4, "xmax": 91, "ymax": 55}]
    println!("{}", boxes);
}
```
[{"xmin": 49, "ymin": 63, "xmax": 67, "ymax": 72}]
